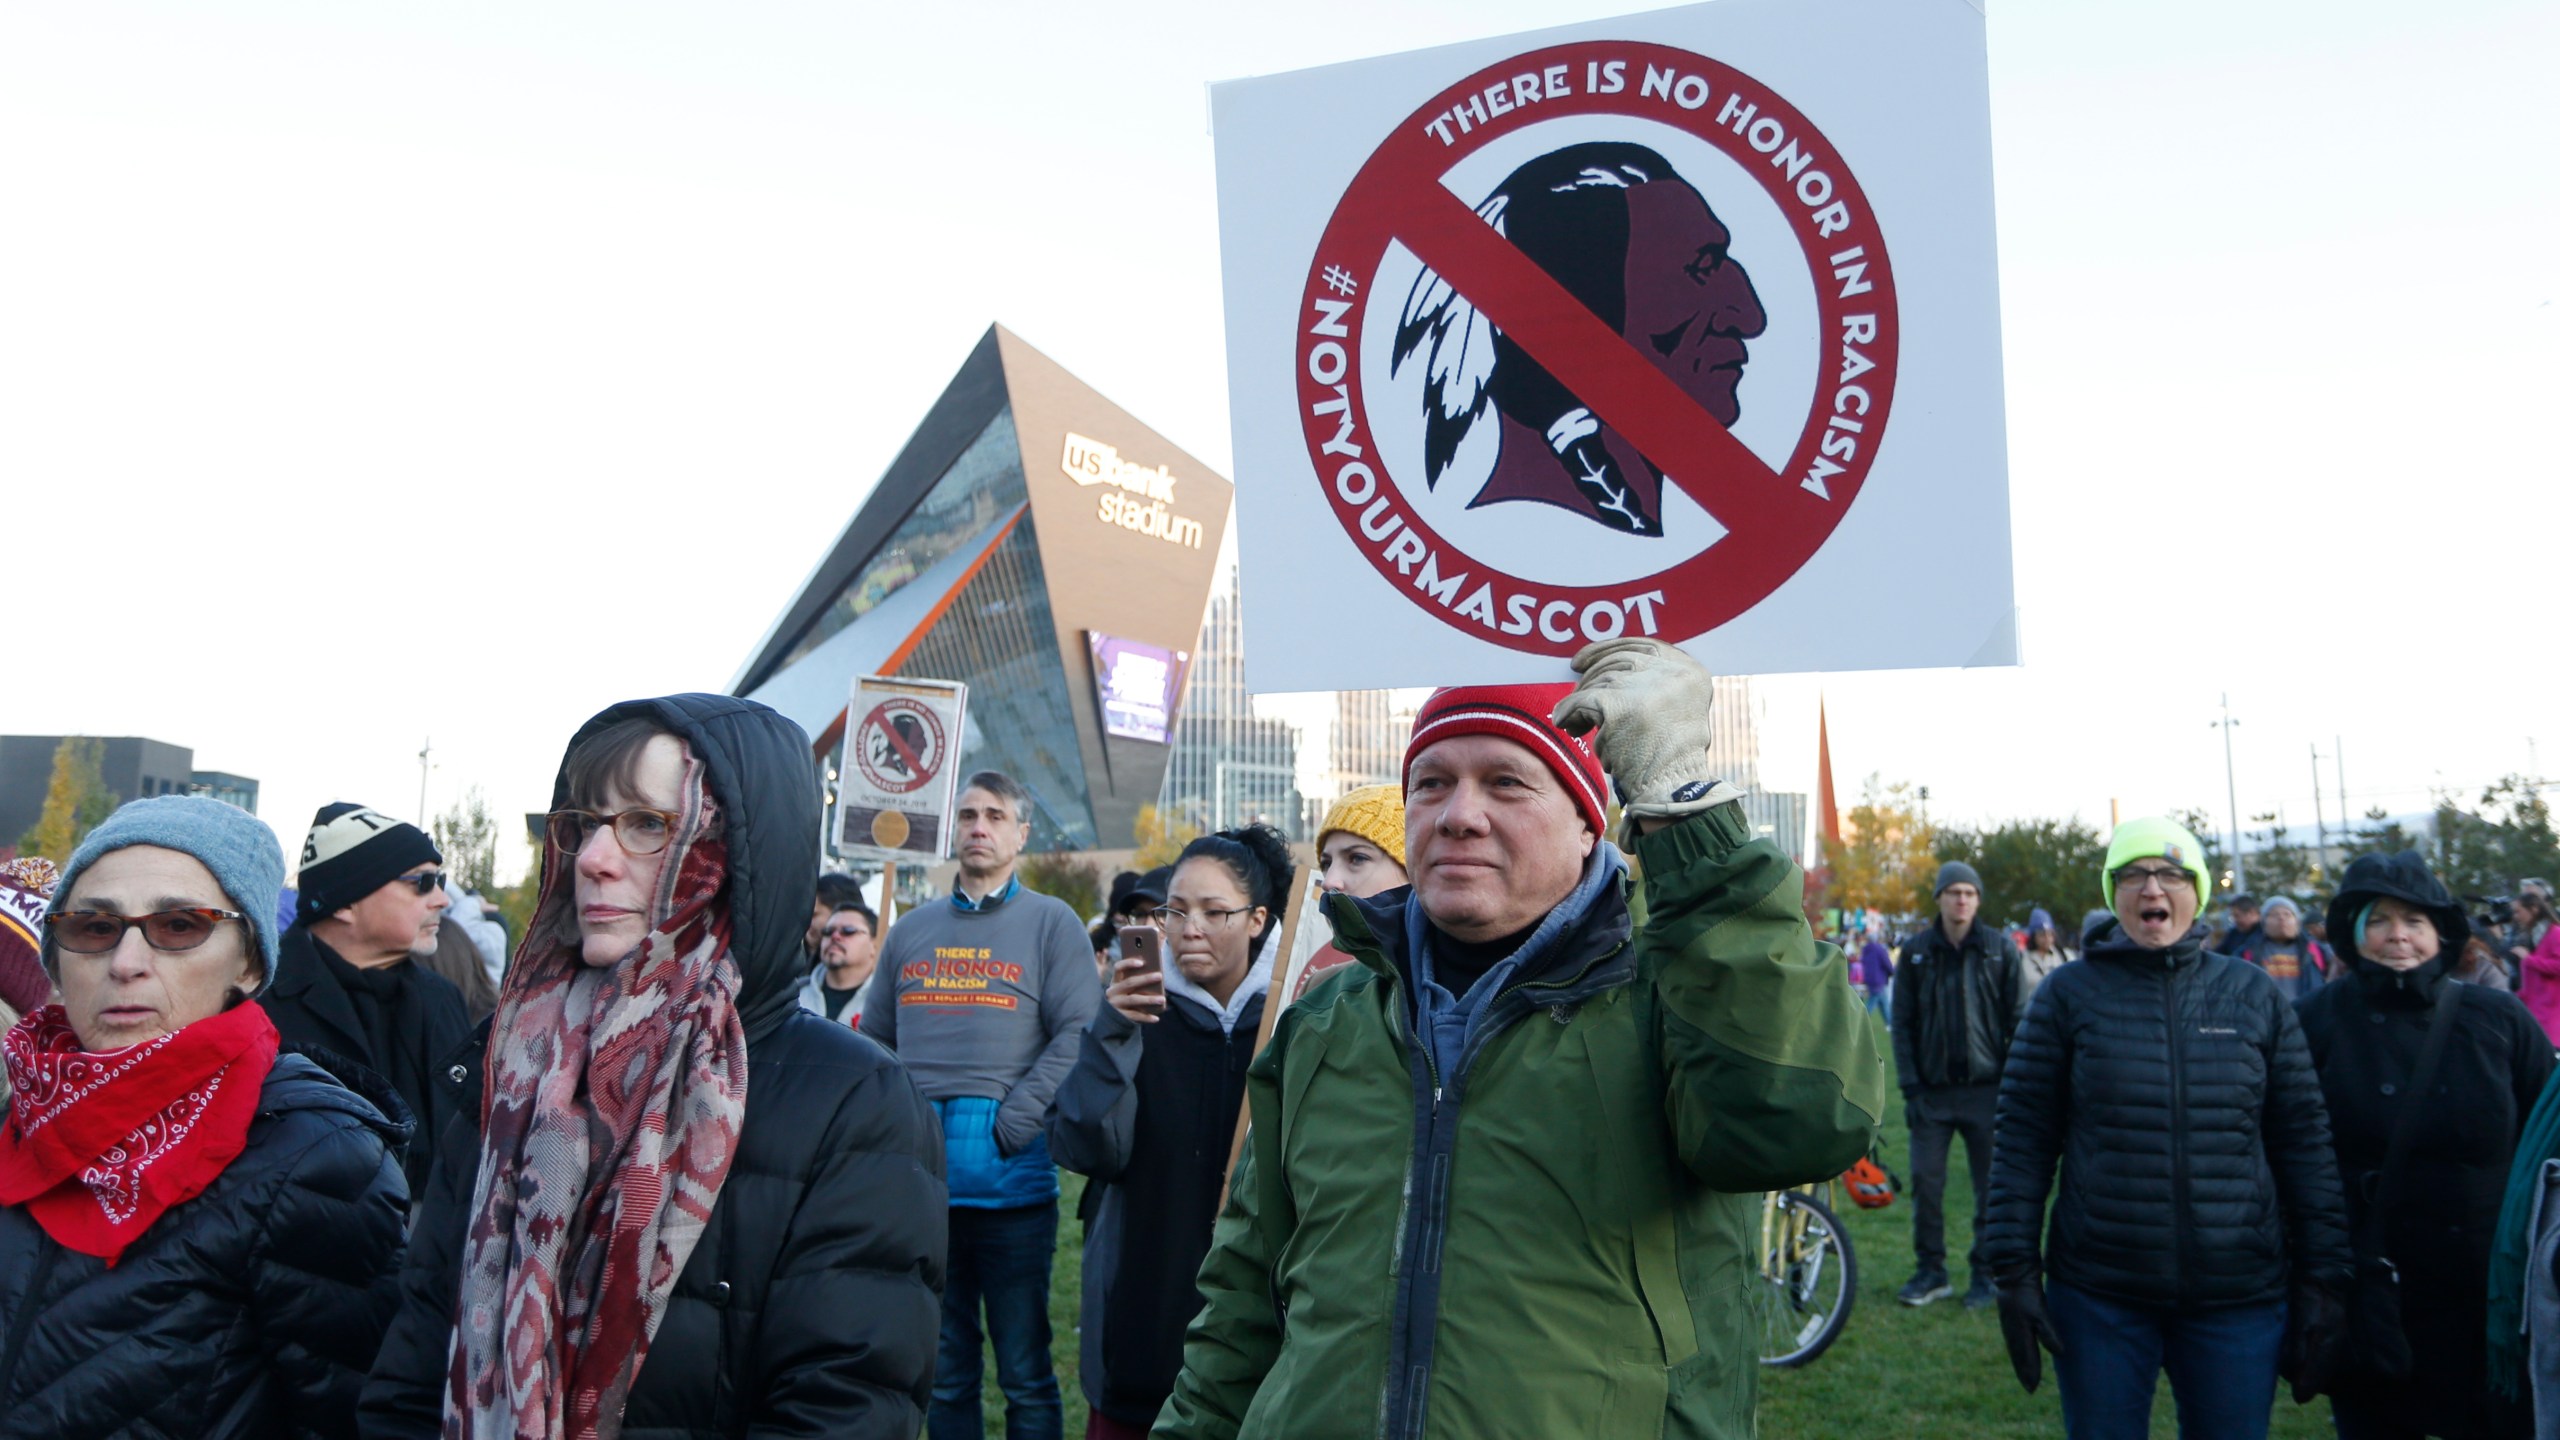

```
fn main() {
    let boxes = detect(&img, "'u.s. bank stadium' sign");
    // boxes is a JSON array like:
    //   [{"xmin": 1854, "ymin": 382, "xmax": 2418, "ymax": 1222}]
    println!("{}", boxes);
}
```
[{"xmin": 1062, "ymin": 433, "xmax": 1207, "ymax": 549}]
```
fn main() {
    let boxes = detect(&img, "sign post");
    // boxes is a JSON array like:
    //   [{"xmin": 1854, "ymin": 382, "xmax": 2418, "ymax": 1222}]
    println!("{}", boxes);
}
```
[
  {"xmin": 1221, "ymin": 865, "xmax": 1317, "ymax": 1209},
  {"xmin": 1212, "ymin": 0, "xmax": 2014, "ymax": 690},
  {"xmin": 835, "ymin": 675, "xmax": 970, "ymax": 867}
]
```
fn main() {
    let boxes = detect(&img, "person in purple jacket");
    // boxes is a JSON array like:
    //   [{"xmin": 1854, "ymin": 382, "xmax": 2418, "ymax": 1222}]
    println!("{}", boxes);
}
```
[{"xmin": 1858, "ymin": 924, "xmax": 1894, "ymax": 1014}]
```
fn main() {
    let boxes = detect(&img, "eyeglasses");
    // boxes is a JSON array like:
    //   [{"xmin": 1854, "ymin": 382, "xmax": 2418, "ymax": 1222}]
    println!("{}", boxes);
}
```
[
  {"xmin": 385, "ymin": 869, "xmax": 444, "ymax": 896},
  {"xmin": 546, "ymin": 808, "xmax": 681, "ymax": 857},
  {"xmin": 47, "ymin": 907, "xmax": 249, "ymax": 954},
  {"xmin": 2112, "ymin": 864, "xmax": 2196, "ymax": 894},
  {"xmin": 1158, "ymin": 905, "xmax": 1255, "ymax": 932},
  {"xmin": 823, "ymin": 923, "xmax": 872, "ymax": 940}
]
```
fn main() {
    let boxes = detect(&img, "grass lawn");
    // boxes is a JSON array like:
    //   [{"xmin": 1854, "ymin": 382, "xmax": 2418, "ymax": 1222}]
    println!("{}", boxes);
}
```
[{"xmin": 969, "ymin": 1015, "xmax": 2333, "ymax": 1438}]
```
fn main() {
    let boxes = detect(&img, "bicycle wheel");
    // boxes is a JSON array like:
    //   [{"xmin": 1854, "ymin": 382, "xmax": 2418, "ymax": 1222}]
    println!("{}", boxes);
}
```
[{"xmin": 1753, "ymin": 1189, "xmax": 1858, "ymax": 1368}]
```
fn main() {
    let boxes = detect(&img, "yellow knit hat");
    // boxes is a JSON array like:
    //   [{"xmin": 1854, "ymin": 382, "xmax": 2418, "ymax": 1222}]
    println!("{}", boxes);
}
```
[{"xmin": 1318, "ymin": 783, "xmax": 1407, "ymax": 868}]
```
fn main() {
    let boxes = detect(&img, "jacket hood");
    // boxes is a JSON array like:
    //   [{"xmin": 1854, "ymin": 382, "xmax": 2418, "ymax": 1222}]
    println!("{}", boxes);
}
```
[
  {"xmin": 2326, "ymin": 849, "xmax": 2471, "ymax": 972},
  {"xmin": 2081, "ymin": 915, "xmax": 2210, "ymax": 970},
  {"xmin": 551, "ymin": 694, "xmax": 821, "ymax": 1041}
]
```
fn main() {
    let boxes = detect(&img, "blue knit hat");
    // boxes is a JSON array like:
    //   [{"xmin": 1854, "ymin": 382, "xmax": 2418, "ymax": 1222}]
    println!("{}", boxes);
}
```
[{"xmin": 46, "ymin": 796, "xmax": 287, "ymax": 985}]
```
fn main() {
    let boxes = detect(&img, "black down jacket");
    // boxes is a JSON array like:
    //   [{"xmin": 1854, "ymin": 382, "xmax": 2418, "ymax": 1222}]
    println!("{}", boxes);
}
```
[
  {"xmin": 0, "ymin": 1046, "xmax": 411, "ymax": 1440},
  {"xmin": 359, "ymin": 694, "xmax": 947, "ymax": 1440},
  {"xmin": 2295, "ymin": 851, "xmax": 2553, "ymax": 1434},
  {"xmin": 1048, "ymin": 983, "xmax": 1264, "ymax": 1429},
  {"xmin": 1981, "ymin": 920, "xmax": 2354, "ymax": 1308}
]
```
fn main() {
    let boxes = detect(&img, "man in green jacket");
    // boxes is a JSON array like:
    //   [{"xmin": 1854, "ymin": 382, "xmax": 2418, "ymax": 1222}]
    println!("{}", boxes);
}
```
[{"xmin": 1156, "ymin": 639, "xmax": 1887, "ymax": 1440}]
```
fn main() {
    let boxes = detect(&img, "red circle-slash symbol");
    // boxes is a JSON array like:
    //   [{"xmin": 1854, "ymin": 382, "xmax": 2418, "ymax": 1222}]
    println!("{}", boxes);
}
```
[
  {"xmin": 853, "ymin": 699, "xmax": 947, "ymax": 796},
  {"xmin": 1299, "ymin": 40, "xmax": 1900, "ymax": 653}
]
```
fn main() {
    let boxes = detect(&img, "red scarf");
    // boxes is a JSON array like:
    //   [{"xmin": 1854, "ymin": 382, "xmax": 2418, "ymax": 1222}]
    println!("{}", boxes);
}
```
[{"xmin": 0, "ymin": 1001, "xmax": 280, "ymax": 1265}]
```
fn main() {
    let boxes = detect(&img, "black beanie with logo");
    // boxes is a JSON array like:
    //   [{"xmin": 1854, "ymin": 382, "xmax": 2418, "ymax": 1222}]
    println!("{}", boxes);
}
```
[{"xmin": 295, "ymin": 802, "xmax": 442, "ymax": 924}]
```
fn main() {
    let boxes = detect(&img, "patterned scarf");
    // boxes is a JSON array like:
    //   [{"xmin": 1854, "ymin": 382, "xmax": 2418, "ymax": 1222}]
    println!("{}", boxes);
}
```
[
  {"xmin": 0, "ymin": 1000, "xmax": 280, "ymax": 1265},
  {"xmin": 445, "ymin": 756, "xmax": 749, "ymax": 1440}
]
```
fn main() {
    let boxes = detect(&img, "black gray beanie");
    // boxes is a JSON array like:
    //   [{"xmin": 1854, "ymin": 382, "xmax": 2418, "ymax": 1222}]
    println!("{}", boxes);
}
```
[
  {"xmin": 1935, "ymin": 860, "xmax": 1983, "ymax": 897},
  {"xmin": 294, "ymin": 802, "xmax": 442, "ymax": 924}
]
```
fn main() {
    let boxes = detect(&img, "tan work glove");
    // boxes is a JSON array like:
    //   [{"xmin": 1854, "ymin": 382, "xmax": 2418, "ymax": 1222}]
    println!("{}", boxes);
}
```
[{"xmin": 1549, "ymin": 638, "xmax": 1743, "ymax": 831}]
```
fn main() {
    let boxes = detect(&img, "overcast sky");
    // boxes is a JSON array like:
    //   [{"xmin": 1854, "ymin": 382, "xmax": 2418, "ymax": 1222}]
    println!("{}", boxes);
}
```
[{"xmin": 3, "ymin": 0, "xmax": 2551, "ymax": 882}]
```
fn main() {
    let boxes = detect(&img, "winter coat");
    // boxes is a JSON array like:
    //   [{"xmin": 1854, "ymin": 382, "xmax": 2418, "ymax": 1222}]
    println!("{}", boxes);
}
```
[
  {"xmin": 1855, "ymin": 938, "xmax": 1894, "ymax": 995},
  {"xmin": 2298, "ymin": 955, "xmax": 2552, "ymax": 1431},
  {"xmin": 1890, "ymin": 919, "xmax": 2028, "ymax": 1093},
  {"xmin": 2233, "ymin": 933, "xmax": 2333, "ymax": 1004},
  {"xmin": 1049, "ymin": 982, "xmax": 1264, "ymax": 1429},
  {"xmin": 2521, "ymin": 927, "xmax": 2560, "ymax": 1046},
  {"xmin": 262, "ymin": 927, "xmax": 470, "ymax": 1199},
  {"xmin": 1154, "ymin": 804, "xmax": 1886, "ymax": 1440},
  {"xmin": 1981, "ymin": 919, "xmax": 2354, "ymax": 1308},
  {"xmin": 0, "ymin": 1048, "xmax": 411, "ymax": 1440},
  {"xmin": 359, "ymin": 694, "xmax": 947, "ymax": 1440},
  {"xmin": 2020, "ymin": 944, "xmax": 2067, "ymax": 993},
  {"xmin": 795, "ymin": 968, "xmax": 869, "ymax": 1028}
]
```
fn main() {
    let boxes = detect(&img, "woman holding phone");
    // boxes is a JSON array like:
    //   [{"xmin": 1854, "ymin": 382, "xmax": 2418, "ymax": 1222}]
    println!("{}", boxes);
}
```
[{"xmin": 1049, "ymin": 824, "xmax": 1293, "ymax": 1440}]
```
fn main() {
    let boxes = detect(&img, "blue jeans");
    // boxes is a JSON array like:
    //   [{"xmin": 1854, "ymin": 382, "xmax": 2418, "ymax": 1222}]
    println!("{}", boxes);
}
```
[
  {"xmin": 2046, "ymin": 1279, "xmax": 2286, "ymax": 1440},
  {"xmin": 930, "ymin": 1200, "xmax": 1063, "ymax": 1440}
]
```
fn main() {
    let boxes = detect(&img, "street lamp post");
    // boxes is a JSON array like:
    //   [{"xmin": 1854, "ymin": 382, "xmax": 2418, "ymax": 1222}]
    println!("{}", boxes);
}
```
[
  {"xmin": 2211, "ymin": 696, "xmax": 2246, "ymax": 893},
  {"xmin": 2310, "ymin": 745, "xmax": 2328, "ymax": 882}
]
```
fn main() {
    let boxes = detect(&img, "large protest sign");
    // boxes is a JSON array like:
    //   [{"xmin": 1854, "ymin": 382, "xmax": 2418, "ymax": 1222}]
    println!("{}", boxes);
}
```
[
  {"xmin": 835, "ymin": 675, "xmax": 969, "ymax": 863},
  {"xmin": 1211, "ymin": 0, "xmax": 2013, "ymax": 691}
]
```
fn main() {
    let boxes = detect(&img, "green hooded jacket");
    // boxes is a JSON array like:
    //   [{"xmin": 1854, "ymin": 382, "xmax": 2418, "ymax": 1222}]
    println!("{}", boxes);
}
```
[{"xmin": 1155, "ymin": 804, "xmax": 1887, "ymax": 1440}]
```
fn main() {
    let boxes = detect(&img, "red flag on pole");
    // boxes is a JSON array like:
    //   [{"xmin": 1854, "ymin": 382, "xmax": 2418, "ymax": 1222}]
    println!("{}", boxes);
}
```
[{"xmin": 1816, "ymin": 696, "xmax": 1842, "ymax": 847}]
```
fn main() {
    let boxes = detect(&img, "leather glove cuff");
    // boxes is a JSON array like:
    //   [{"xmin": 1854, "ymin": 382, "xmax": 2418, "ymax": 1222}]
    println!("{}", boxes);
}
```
[{"xmin": 1620, "ymin": 773, "xmax": 1746, "ymax": 821}]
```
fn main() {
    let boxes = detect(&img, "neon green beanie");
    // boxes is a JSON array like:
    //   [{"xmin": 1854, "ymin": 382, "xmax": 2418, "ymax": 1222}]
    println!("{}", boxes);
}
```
[{"xmin": 2102, "ymin": 815, "xmax": 2212, "ymax": 910}]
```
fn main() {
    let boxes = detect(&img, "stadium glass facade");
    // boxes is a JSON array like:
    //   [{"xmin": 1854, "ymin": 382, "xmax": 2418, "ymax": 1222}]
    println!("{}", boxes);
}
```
[{"xmin": 732, "ymin": 326, "xmax": 1230, "ymax": 854}]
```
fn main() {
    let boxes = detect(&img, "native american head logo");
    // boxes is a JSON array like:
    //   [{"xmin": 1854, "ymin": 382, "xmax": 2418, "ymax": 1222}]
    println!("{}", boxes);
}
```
[{"xmin": 1392, "ymin": 141, "xmax": 1767, "ymax": 537}]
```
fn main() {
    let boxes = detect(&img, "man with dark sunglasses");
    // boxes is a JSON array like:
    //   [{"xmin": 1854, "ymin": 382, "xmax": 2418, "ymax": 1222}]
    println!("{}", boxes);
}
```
[
  {"xmin": 263, "ymin": 801, "xmax": 471, "ymax": 1197},
  {"xmin": 799, "ymin": 899, "xmax": 880, "ymax": 1028}
]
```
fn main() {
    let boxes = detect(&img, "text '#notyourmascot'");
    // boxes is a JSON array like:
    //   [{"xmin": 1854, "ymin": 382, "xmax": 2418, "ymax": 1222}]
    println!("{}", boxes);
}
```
[{"xmin": 1155, "ymin": 638, "xmax": 1885, "ymax": 1440}]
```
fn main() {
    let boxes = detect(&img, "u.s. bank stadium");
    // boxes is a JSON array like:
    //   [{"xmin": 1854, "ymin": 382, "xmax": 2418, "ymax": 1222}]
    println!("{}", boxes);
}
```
[{"xmin": 729, "ymin": 324, "xmax": 1805, "ymax": 863}]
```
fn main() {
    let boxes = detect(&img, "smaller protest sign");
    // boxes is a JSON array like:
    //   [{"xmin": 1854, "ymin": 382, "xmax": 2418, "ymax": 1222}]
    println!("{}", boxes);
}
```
[{"xmin": 836, "ymin": 676, "xmax": 969, "ymax": 863}]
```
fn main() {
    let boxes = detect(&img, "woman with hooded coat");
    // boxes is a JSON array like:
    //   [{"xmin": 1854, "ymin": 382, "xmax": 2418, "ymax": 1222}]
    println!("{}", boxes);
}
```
[
  {"xmin": 1049, "ymin": 825, "xmax": 1295, "ymax": 1439},
  {"xmin": 0, "ymin": 796, "xmax": 410, "ymax": 1439},
  {"xmin": 2296, "ymin": 851, "xmax": 2553, "ymax": 1439},
  {"xmin": 360, "ymin": 695, "xmax": 946, "ymax": 1440}
]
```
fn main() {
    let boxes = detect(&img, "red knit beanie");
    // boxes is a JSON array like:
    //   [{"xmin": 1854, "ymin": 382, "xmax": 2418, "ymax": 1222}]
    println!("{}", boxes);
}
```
[{"xmin": 1402, "ymin": 684, "xmax": 1609, "ymax": 837}]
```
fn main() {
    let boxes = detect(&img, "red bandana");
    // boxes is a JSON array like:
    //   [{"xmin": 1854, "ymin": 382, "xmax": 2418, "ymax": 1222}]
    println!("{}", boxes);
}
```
[{"xmin": 0, "ymin": 1001, "xmax": 280, "ymax": 1265}]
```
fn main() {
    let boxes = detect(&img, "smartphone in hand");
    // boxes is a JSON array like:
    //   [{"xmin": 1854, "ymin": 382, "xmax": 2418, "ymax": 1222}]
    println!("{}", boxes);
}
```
[{"xmin": 1122, "ymin": 924, "xmax": 1164, "ymax": 978}]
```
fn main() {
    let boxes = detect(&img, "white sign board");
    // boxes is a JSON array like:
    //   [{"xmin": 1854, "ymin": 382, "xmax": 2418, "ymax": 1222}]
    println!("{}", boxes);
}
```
[
  {"xmin": 1211, "ymin": 0, "xmax": 2014, "ymax": 691},
  {"xmin": 835, "ymin": 675, "xmax": 969, "ymax": 863}
]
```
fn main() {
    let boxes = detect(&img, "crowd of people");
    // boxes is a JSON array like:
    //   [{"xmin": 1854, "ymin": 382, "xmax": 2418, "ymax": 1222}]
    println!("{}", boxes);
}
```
[
  {"xmin": 0, "ymin": 641, "xmax": 2556, "ymax": 1440},
  {"xmin": 1865, "ymin": 818, "xmax": 2560, "ymax": 1439}
]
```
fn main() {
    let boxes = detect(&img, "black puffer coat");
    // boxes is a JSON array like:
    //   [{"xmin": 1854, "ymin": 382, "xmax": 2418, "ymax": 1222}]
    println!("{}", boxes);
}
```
[
  {"xmin": 2296, "ymin": 851, "xmax": 2553, "ymax": 1434},
  {"xmin": 0, "ymin": 1046, "xmax": 411, "ymax": 1440},
  {"xmin": 1982, "ymin": 920, "xmax": 2354, "ymax": 1307},
  {"xmin": 359, "ymin": 695, "xmax": 946, "ymax": 1440}
]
